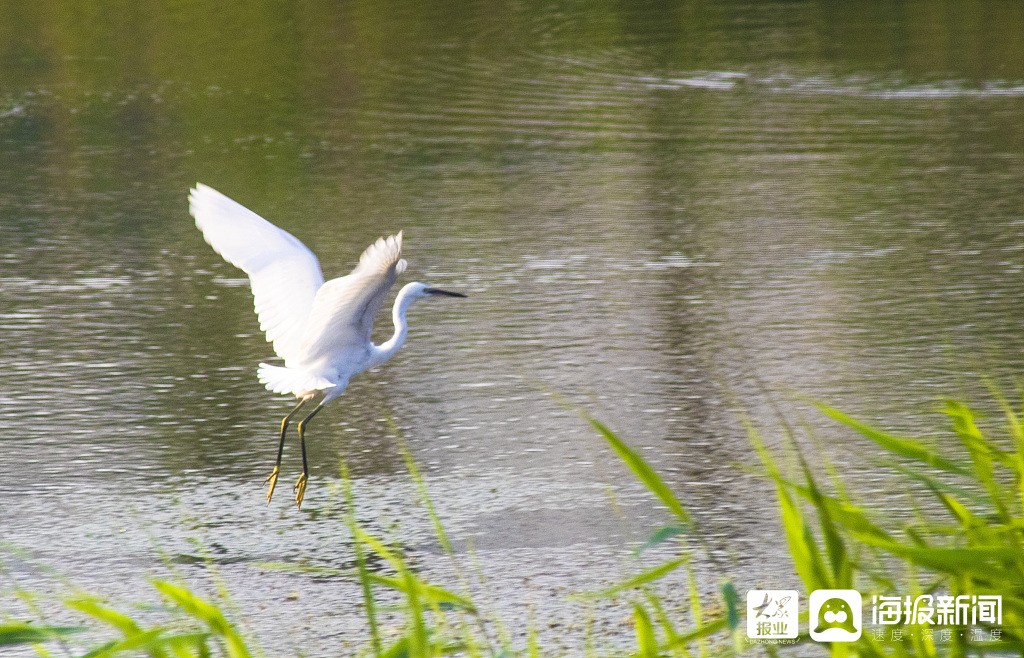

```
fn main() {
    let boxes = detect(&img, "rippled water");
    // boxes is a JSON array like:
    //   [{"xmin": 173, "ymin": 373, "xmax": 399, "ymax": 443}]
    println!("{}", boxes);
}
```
[{"xmin": 3, "ymin": 1, "xmax": 1024, "ymax": 654}]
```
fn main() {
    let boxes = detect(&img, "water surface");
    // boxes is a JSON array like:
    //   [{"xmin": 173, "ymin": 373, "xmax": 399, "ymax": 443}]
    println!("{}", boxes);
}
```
[{"xmin": 3, "ymin": 1, "xmax": 1024, "ymax": 654}]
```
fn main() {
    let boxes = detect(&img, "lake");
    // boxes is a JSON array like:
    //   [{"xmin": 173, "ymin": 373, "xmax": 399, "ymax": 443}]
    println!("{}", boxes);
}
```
[{"xmin": 3, "ymin": 1, "xmax": 1024, "ymax": 654}]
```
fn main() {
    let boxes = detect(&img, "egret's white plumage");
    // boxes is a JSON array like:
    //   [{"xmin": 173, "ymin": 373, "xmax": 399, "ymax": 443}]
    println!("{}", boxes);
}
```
[
  {"xmin": 190, "ymin": 183, "xmax": 324, "ymax": 364},
  {"xmin": 188, "ymin": 183, "xmax": 464, "ymax": 507}
]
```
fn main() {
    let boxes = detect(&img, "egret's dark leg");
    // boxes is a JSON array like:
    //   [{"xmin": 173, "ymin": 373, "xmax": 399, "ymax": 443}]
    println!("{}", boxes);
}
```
[
  {"xmin": 293, "ymin": 401, "xmax": 327, "ymax": 508},
  {"xmin": 265, "ymin": 396, "xmax": 311, "ymax": 504}
]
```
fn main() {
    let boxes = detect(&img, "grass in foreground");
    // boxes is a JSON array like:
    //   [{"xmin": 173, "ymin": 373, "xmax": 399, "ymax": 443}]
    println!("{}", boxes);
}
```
[{"xmin": 3, "ymin": 390, "xmax": 1024, "ymax": 656}]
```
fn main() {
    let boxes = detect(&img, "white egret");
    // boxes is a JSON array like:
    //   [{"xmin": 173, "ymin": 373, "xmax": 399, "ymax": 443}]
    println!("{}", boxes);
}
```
[{"xmin": 189, "ymin": 184, "xmax": 465, "ymax": 508}]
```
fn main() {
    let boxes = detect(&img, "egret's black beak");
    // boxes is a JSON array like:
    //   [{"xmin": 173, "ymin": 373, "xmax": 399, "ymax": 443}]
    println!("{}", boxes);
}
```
[{"xmin": 424, "ymin": 287, "xmax": 467, "ymax": 298}]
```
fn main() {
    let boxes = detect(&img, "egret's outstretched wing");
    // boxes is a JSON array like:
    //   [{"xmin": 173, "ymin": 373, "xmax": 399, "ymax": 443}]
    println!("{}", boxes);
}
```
[
  {"xmin": 296, "ymin": 233, "xmax": 406, "ymax": 365},
  {"xmin": 189, "ymin": 183, "xmax": 324, "ymax": 363}
]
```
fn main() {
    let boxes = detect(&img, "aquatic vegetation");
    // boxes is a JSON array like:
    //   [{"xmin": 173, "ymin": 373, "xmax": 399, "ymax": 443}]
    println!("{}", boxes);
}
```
[
  {"xmin": 3, "ymin": 391, "xmax": 1023, "ymax": 656},
  {"xmin": 0, "ymin": 579, "xmax": 251, "ymax": 657},
  {"xmin": 781, "ymin": 396, "xmax": 1024, "ymax": 656}
]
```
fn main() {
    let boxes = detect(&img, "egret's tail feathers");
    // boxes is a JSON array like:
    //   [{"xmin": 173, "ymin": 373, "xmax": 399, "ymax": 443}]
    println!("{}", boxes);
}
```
[{"xmin": 257, "ymin": 363, "xmax": 335, "ymax": 396}]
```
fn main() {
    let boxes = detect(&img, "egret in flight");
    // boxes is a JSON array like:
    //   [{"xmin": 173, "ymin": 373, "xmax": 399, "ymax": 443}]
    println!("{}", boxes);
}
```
[{"xmin": 189, "ymin": 184, "xmax": 465, "ymax": 508}]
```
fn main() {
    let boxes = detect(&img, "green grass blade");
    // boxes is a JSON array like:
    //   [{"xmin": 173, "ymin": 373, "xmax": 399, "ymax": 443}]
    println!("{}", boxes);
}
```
[
  {"xmin": 785, "ymin": 477, "xmax": 892, "ymax": 541},
  {"xmin": 152, "ymin": 581, "xmax": 250, "ymax": 658},
  {"xmin": 526, "ymin": 627, "xmax": 541, "ymax": 658},
  {"xmin": 339, "ymin": 461, "xmax": 382, "ymax": 656},
  {"xmin": 643, "ymin": 591, "xmax": 688, "ymax": 658},
  {"xmin": 132, "ymin": 631, "xmax": 211, "ymax": 655},
  {"xmin": 584, "ymin": 415, "xmax": 691, "ymax": 525},
  {"xmin": 397, "ymin": 433, "xmax": 454, "ymax": 555},
  {"xmin": 985, "ymin": 383, "xmax": 1024, "ymax": 510},
  {"xmin": 381, "ymin": 636, "xmax": 410, "ymax": 658},
  {"xmin": 402, "ymin": 564, "xmax": 429, "ymax": 658},
  {"xmin": 81, "ymin": 629, "xmax": 212, "ymax": 658},
  {"xmin": 635, "ymin": 525, "xmax": 687, "ymax": 556},
  {"xmin": 685, "ymin": 563, "xmax": 709, "ymax": 658},
  {"xmin": 633, "ymin": 604, "xmax": 658, "ymax": 658},
  {"xmin": 350, "ymin": 528, "xmax": 431, "ymax": 656},
  {"xmin": 942, "ymin": 400, "xmax": 1012, "ymax": 522},
  {"xmin": 366, "ymin": 573, "xmax": 477, "ymax": 612},
  {"xmin": 885, "ymin": 462, "xmax": 991, "ymax": 508},
  {"xmin": 798, "ymin": 454, "xmax": 851, "ymax": 587},
  {"xmin": 747, "ymin": 422, "xmax": 831, "ymax": 590},
  {"xmin": 65, "ymin": 597, "xmax": 145, "ymax": 638},
  {"xmin": 817, "ymin": 403, "xmax": 969, "ymax": 475},
  {"xmin": 721, "ymin": 582, "xmax": 739, "ymax": 631},
  {"xmin": 852, "ymin": 538, "xmax": 1019, "ymax": 574},
  {"xmin": 574, "ymin": 558, "xmax": 687, "ymax": 599},
  {"xmin": 659, "ymin": 617, "xmax": 730, "ymax": 653},
  {"xmin": 78, "ymin": 641, "xmax": 119, "ymax": 658},
  {"xmin": 353, "ymin": 528, "xmax": 406, "ymax": 573},
  {"xmin": 0, "ymin": 623, "xmax": 82, "ymax": 646}
]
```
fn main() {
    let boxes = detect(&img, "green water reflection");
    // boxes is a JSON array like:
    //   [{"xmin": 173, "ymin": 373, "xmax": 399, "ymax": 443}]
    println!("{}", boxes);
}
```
[{"xmin": 2, "ymin": 3, "xmax": 1024, "ymax": 650}]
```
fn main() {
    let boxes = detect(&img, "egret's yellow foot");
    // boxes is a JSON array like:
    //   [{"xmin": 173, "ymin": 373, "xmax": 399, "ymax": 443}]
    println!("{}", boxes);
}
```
[
  {"xmin": 294, "ymin": 473, "xmax": 308, "ymax": 508},
  {"xmin": 265, "ymin": 465, "xmax": 281, "ymax": 504}
]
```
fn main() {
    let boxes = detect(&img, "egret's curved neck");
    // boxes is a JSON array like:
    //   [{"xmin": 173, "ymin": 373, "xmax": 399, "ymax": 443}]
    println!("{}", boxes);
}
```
[{"xmin": 373, "ymin": 284, "xmax": 419, "ymax": 365}]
